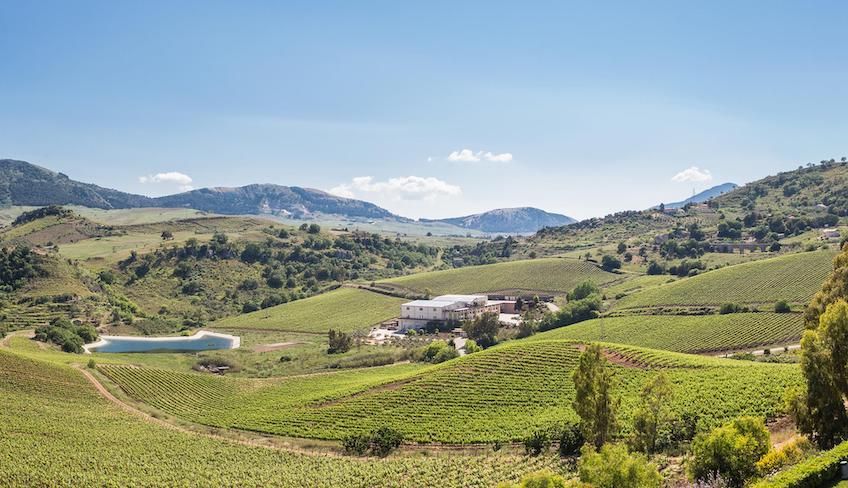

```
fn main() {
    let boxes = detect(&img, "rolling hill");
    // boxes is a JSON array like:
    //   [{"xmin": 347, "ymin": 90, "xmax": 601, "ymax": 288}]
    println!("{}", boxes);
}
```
[
  {"xmin": 99, "ymin": 339, "xmax": 801, "ymax": 443},
  {"xmin": 421, "ymin": 207, "xmax": 576, "ymax": 234}
]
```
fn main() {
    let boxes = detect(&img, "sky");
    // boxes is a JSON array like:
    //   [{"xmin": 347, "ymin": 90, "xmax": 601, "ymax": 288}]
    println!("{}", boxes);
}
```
[{"xmin": 2, "ymin": 1, "xmax": 847, "ymax": 220}]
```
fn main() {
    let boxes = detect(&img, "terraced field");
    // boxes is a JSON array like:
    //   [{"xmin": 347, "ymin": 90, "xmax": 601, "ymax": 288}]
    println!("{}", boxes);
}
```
[
  {"xmin": 377, "ymin": 258, "xmax": 623, "ymax": 295},
  {"xmin": 100, "ymin": 340, "xmax": 801, "ymax": 444},
  {"xmin": 530, "ymin": 313, "xmax": 804, "ymax": 353},
  {"xmin": 616, "ymin": 250, "xmax": 837, "ymax": 310},
  {"xmin": 0, "ymin": 350, "xmax": 565, "ymax": 487},
  {"xmin": 210, "ymin": 287, "xmax": 405, "ymax": 333}
]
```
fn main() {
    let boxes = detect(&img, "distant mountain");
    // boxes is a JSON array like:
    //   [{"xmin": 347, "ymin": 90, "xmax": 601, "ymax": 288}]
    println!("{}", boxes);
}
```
[
  {"xmin": 154, "ymin": 184, "xmax": 397, "ymax": 220},
  {"xmin": 0, "ymin": 159, "xmax": 154, "ymax": 209},
  {"xmin": 422, "ymin": 207, "xmax": 576, "ymax": 234},
  {"xmin": 0, "ymin": 159, "xmax": 398, "ymax": 220},
  {"xmin": 663, "ymin": 183, "xmax": 738, "ymax": 209}
]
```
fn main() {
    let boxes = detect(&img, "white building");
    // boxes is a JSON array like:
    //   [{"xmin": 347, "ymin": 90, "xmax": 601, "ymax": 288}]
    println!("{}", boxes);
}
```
[{"xmin": 398, "ymin": 294, "xmax": 505, "ymax": 331}]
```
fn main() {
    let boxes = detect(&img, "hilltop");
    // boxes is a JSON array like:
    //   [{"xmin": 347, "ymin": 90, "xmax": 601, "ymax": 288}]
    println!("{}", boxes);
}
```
[
  {"xmin": 421, "ymin": 207, "xmax": 576, "ymax": 234},
  {"xmin": 663, "ymin": 182, "xmax": 738, "ymax": 209}
]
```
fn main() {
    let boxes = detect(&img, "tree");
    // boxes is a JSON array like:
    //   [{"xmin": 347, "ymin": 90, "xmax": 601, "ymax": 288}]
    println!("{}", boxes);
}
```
[
  {"xmin": 160, "ymin": 230, "xmax": 174, "ymax": 240},
  {"xmin": 646, "ymin": 261, "xmax": 665, "ymax": 275},
  {"xmin": 600, "ymin": 255, "xmax": 621, "ymax": 272},
  {"xmin": 787, "ymin": 316, "xmax": 848, "ymax": 448},
  {"xmin": 307, "ymin": 223, "xmax": 321, "ymax": 234},
  {"xmin": 630, "ymin": 373, "xmax": 672, "ymax": 454},
  {"xmin": 572, "ymin": 344, "xmax": 619, "ymax": 449},
  {"xmin": 578, "ymin": 443, "xmax": 661, "ymax": 488},
  {"xmin": 689, "ymin": 417, "xmax": 770, "ymax": 487},
  {"xmin": 462, "ymin": 312, "xmax": 500, "ymax": 348},
  {"xmin": 568, "ymin": 282, "xmax": 599, "ymax": 301},
  {"xmin": 617, "ymin": 242, "xmax": 627, "ymax": 254},
  {"xmin": 774, "ymin": 300, "xmax": 791, "ymax": 313},
  {"xmin": 327, "ymin": 329, "xmax": 352, "ymax": 354}
]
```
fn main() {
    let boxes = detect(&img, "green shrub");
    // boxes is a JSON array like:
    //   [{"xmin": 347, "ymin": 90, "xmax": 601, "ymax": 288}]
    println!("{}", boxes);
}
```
[
  {"xmin": 523, "ymin": 429, "xmax": 552, "ymax": 456},
  {"xmin": 690, "ymin": 416, "xmax": 770, "ymax": 487},
  {"xmin": 578, "ymin": 443, "xmax": 661, "ymax": 488},
  {"xmin": 497, "ymin": 470, "xmax": 581, "ymax": 488},
  {"xmin": 775, "ymin": 300, "xmax": 792, "ymax": 313},
  {"xmin": 342, "ymin": 433, "xmax": 370, "ymax": 456},
  {"xmin": 558, "ymin": 423, "xmax": 584, "ymax": 456},
  {"xmin": 370, "ymin": 427, "xmax": 404, "ymax": 457}
]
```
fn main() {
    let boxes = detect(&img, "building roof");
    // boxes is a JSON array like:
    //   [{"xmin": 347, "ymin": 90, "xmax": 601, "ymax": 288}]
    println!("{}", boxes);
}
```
[
  {"xmin": 402, "ymin": 299, "xmax": 456, "ymax": 308},
  {"xmin": 432, "ymin": 294, "xmax": 486, "ymax": 302}
]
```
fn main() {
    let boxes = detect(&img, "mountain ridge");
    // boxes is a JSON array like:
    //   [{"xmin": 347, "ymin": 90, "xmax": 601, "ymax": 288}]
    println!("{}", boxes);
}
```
[
  {"xmin": 0, "ymin": 159, "xmax": 399, "ymax": 220},
  {"xmin": 663, "ymin": 182, "xmax": 738, "ymax": 209},
  {"xmin": 421, "ymin": 207, "xmax": 576, "ymax": 234}
]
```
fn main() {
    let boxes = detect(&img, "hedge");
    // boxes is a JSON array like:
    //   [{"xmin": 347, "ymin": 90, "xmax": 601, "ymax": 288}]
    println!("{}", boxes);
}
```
[{"xmin": 752, "ymin": 441, "xmax": 848, "ymax": 488}]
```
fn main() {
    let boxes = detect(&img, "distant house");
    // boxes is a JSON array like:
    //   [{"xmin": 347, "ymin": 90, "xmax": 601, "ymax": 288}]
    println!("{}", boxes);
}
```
[
  {"xmin": 822, "ymin": 229, "xmax": 841, "ymax": 240},
  {"xmin": 398, "ymin": 294, "xmax": 514, "ymax": 331}
]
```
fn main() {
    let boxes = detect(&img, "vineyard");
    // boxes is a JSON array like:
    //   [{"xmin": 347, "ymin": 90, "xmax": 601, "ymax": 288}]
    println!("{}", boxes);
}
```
[
  {"xmin": 100, "ymin": 339, "xmax": 801, "ymax": 444},
  {"xmin": 531, "ymin": 313, "xmax": 805, "ymax": 353},
  {"xmin": 210, "ymin": 287, "xmax": 405, "ymax": 333},
  {"xmin": 377, "ymin": 257, "xmax": 624, "ymax": 295},
  {"xmin": 0, "ymin": 349, "xmax": 568, "ymax": 487},
  {"xmin": 615, "ymin": 250, "xmax": 836, "ymax": 310}
]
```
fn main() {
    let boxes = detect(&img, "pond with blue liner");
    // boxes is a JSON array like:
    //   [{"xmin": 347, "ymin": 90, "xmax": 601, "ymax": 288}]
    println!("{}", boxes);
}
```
[{"xmin": 85, "ymin": 331, "xmax": 240, "ymax": 353}]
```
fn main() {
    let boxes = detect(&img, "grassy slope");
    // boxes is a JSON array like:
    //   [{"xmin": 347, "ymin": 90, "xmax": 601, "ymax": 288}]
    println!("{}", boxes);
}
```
[
  {"xmin": 616, "ymin": 250, "xmax": 836, "ymax": 310},
  {"xmin": 379, "ymin": 257, "xmax": 623, "ymax": 295},
  {"xmin": 0, "ymin": 349, "xmax": 564, "ymax": 488},
  {"xmin": 211, "ymin": 287, "xmax": 405, "ymax": 333},
  {"xmin": 100, "ymin": 339, "xmax": 801, "ymax": 443},
  {"xmin": 529, "ymin": 313, "xmax": 804, "ymax": 353}
]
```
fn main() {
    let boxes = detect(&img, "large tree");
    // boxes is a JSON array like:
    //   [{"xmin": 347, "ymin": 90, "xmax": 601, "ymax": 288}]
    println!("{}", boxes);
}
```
[
  {"xmin": 572, "ymin": 344, "xmax": 619, "ymax": 449},
  {"xmin": 791, "ymin": 244, "xmax": 848, "ymax": 448},
  {"xmin": 631, "ymin": 373, "xmax": 673, "ymax": 454}
]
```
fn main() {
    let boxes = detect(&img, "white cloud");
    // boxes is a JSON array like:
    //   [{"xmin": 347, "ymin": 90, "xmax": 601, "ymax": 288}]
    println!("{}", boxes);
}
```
[
  {"xmin": 671, "ymin": 166, "xmax": 713, "ymax": 183},
  {"xmin": 447, "ymin": 149, "xmax": 513, "ymax": 163},
  {"xmin": 329, "ymin": 176, "xmax": 461, "ymax": 201},
  {"xmin": 139, "ymin": 171, "xmax": 194, "ymax": 191}
]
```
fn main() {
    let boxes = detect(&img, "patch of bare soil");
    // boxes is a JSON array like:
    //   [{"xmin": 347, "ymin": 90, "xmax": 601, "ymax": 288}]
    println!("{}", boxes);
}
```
[{"xmin": 575, "ymin": 343, "xmax": 646, "ymax": 369}]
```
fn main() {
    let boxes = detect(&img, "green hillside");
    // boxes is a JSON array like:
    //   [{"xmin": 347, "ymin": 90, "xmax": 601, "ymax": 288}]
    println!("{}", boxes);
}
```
[
  {"xmin": 616, "ymin": 250, "xmax": 836, "ymax": 311},
  {"xmin": 378, "ymin": 258, "xmax": 623, "ymax": 295},
  {"xmin": 530, "ymin": 313, "xmax": 804, "ymax": 353},
  {"xmin": 210, "ymin": 287, "xmax": 404, "ymax": 333},
  {"xmin": 0, "ymin": 349, "xmax": 565, "ymax": 487},
  {"xmin": 100, "ymin": 339, "xmax": 800, "ymax": 444}
]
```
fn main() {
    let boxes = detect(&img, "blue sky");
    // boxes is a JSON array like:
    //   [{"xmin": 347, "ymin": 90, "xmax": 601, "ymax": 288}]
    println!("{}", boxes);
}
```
[{"xmin": 2, "ymin": 1, "xmax": 847, "ymax": 219}]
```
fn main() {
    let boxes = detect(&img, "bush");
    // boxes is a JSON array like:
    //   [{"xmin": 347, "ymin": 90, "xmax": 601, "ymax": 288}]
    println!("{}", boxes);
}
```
[
  {"xmin": 524, "ymin": 429, "xmax": 552, "ymax": 456},
  {"xmin": 328, "ymin": 329, "xmax": 352, "ymax": 354},
  {"xmin": 690, "ymin": 417, "xmax": 770, "ymax": 487},
  {"xmin": 601, "ymin": 255, "xmax": 622, "ymax": 272},
  {"xmin": 33, "ymin": 317, "xmax": 99, "ymax": 354},
  {"xmin": 415, "ymin": 340, "xmax": 459, "ymax": 364},
  {"xmin": 558, "ymin": 423, "xmax": 585, "ymax": 456},
  {"xmin": 464, "ymin": 339, "xmax": 482, "ymax": 354},
  {"xmin": 497, "ymin": 470, "xmax": 580, "ymax": 488},
  {"xmin": 750, "ymin": 439, "xmax": 848, "ymax": 488},
  {"xmin": 87, "ymin": 358, "xmax": 96, "ymax": 369},
  {"xmin": 756, "ymin": 436, "xmax": 813, "ymax": 477},
  {"xmin": 719, "ymin": 303, "xmax": 745, "ymax": 315},
  {"xmin": 774, "ymin": 300, "xmax": 791, "ymax": 313},
  {"xmin": 568, "ymin": 282, "xmax": 600, "ymax": 301},
  {"xmin": 242, "ymin": 302, "xmax": 260, "ymax": 313},
  {"xmin": 370, "ymin": 426, "xmax": 404, "ymax": 457},
  {"xmin": 342, "ymin": 433, "xmax": 371, "ymax": 456},
  {"xmin": 647, "ymin": 261, "xmax": 665, "ymax": 275},
  {"xmin": 578, "ymin": 443, "xmax": 661, "ymax": 488}
]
